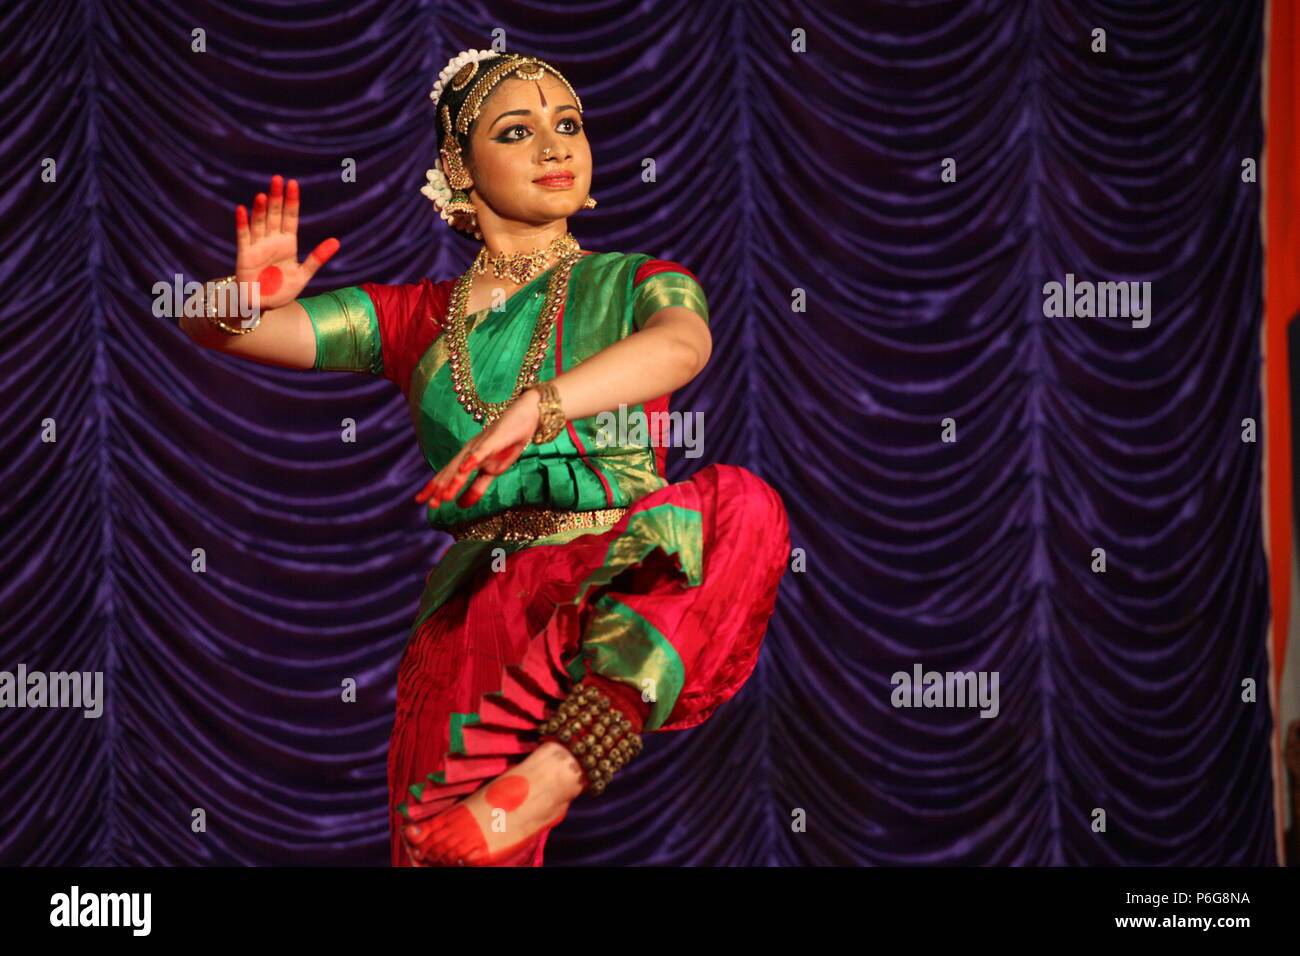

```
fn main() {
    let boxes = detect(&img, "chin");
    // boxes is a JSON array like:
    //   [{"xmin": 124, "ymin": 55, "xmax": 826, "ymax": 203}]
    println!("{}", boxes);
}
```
[{"xmin": 527, "ymin": 199, "xmax": 583, "ymax": 220}]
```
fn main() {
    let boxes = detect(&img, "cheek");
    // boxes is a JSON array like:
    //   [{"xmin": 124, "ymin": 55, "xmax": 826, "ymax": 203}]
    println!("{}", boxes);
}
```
[
  {"xmin": 575, "ymin": 143, "xmax": 594, "ymax": 177},
  {"xmin": 476, "ymin": 154, "xmax": 530, "ymax": 197}
]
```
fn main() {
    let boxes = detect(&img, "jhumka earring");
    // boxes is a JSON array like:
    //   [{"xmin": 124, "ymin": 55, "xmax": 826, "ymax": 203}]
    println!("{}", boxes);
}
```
[{"xmin": 441, "ymin": 104, "xmax": 479, "ymax": 228}]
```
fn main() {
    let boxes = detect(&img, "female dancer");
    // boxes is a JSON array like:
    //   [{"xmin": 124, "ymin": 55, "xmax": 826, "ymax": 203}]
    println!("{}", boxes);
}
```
[{"xmin": 181, "ymin": 49, "xmax": 789, "ymax": 866}]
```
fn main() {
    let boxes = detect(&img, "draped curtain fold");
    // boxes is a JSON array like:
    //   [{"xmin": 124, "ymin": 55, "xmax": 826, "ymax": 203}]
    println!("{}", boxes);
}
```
[{"xmin": 0, "ymin": 0, "xmax": 1273, "ymax": 865}]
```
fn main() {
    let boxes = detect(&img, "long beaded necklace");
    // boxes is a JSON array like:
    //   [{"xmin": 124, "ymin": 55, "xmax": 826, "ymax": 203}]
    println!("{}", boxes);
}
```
[{"xmin": 446, "ymin": 244, "xmax": 586, "ymax": 424}]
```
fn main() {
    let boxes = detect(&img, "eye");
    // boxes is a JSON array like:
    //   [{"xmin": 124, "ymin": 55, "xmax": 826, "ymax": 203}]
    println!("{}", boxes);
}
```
[{"xmin": 497, "ymin": 117, "xmax": 583, "ymax": 142}]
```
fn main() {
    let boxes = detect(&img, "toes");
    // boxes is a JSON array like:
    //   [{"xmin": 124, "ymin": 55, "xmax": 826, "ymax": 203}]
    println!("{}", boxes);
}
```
[
  {"xmin": 411, "ymin": 805, "xmax": 467, "ymax": 842},
  {"xmin": 463, "ymin": 845, "xmax": 489, "ymax": 865},
  {"xmin": 405, "ymin": 803, "xmax": 489, "ymax": 865},
  {"xmin": 447, "ymin": 830, "xmax": 489, "ymax": 865},
  {"xmin": 405, "ymin": 827, "xmax": 452, "ymax": 863},
  {"xmin": 459, "ymin": 842, "xmax": 491, "ymax": 866},
  {"xmin": 445, "ymin": 848, "xmax": 473, "ymax": 867},
  {"xmin": 404, "ymin": 822, "xmax": 443, "ymax": 850},
  {"xmin": 434, "ymin": 839, "xmax": 474, "ymax": 867}
]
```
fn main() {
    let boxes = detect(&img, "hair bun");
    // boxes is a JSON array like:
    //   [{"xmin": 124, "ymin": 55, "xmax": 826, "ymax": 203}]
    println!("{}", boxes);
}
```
[{"xmin": 429, "ymin": 49, "xmax": 507, "ymax": 108}]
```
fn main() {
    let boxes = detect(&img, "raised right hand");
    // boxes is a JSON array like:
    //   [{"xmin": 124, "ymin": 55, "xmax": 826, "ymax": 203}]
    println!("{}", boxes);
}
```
[{"xmin": 235, "ymin": 174, "xmax": 340, "ymax": 311}]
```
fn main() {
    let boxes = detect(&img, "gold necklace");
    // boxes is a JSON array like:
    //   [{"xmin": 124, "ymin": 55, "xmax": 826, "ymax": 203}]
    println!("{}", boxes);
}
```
[
  {"xmin": 446, "ymin": 246, "xmax": 585, "ymax": 424},
  {"xmin": 472, "ymin": 232, "xmax": 581, "ymax": 285}
]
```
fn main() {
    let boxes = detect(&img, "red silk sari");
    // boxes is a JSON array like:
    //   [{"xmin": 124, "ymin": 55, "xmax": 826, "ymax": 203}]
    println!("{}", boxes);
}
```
[{"xmin": 298, "ymin": 251, "xmax": 789, "ymax": 865}]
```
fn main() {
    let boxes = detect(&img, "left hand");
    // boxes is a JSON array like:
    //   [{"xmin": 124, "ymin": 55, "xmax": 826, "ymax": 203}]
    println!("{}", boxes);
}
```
[{"xmin": 414, "ymin": 390, "xmax": 542, "ymax": 510}]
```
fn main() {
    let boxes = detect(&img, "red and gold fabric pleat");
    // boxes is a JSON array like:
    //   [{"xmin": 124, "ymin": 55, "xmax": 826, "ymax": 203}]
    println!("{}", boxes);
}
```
[
  {"xmin": 1263, "ymin": 0, "xmax": 1300, "ymax": 863},
  {"xmin": 387, "ymin": 463, "xmax": 788, "ymax": 866}
]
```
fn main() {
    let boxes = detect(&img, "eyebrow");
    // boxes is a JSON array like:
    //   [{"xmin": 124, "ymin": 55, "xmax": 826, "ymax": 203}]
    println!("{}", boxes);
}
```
[{"xmin": 488, "ymin": 104, "xmax": 580, "ymax": 129}]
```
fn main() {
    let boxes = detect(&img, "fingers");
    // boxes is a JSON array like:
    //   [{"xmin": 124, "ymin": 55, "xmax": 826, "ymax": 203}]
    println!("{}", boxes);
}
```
[
  {"xmin": 302, "ymin": 237, "xmax": 340, "ymax": 278},
  {"xmin": 415, "ymin": 455, "xmax": 463, "ymax": 504},
  {"xmin": 417, "ymin": 440, "xmax": 479, "ymax": 503},
  {"xmin": 235, "ymin": 205, "xmax": 251, "ymax": 254},
  {"xmin": 413, "ymin": 474, "xmax": 440, "ymax": 505},
  {"xmin": 267, "ymin": 175, "xmax": 284, "ymax": 234},
  {"xmin": 243, "ymin": 175, "xmax": 293, "ymax": 247},
  {"xmin": 456, "ymin": 440, "xmax": 486, "ymax": 476},
  {"xmin": 421, "ymin": 466, "xmax": 468, "ymax": 506},
  {"xmin": 431, "ymin": 464, "xmax": 474, "ymax": 505},
  {"xmin": 457, "ymin": 471, "xmax": 497, "ymax": 509},
  {"xmin": 283, "ymin": 178, "xmax": 300, "ymax": 237},
  {"xmin": 480, "ymin": 443, "xmax": 523, "ymax": 474},
  {"xmin": 414, "ymin": 433, "xmax": 524, "ymax": 511},
  {"xmin": 251, "ymin": 192, "xmax": 268, "ymax": 242},
  {"xmin": 418, "ymin": 463, "xmax": 460, "ymax": 509},
  {"xmin": 455, "ymin": 445, "xmax": 522, "ymax": 508}
]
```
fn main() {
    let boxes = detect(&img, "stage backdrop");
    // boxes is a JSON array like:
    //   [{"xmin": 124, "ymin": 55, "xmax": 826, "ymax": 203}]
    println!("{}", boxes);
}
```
[{"xmin": 0, "ymin": 0, "xmax": 1274, "ymax": 865}]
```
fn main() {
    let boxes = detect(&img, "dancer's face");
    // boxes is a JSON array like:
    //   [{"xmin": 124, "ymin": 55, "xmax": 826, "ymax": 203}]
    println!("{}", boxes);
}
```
[{"xmin": 451, "ymin": 74, "xmax": 592, "ymax": 226}]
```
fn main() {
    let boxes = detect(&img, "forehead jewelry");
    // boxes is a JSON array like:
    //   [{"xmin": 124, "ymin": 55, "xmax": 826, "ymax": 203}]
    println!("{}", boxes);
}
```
[{"xmin": 454, "ymin": 55, "xmax": 583, "ymax": 137}]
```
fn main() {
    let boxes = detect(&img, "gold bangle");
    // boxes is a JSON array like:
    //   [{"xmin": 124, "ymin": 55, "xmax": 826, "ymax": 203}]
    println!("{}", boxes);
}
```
[
  {"xmin": 530, "ymin": 380, "xmax": 566, "ymax": 444},
  {"xmin": 204, "ymin": 275, "xmax": 261, "ymax": 335}
]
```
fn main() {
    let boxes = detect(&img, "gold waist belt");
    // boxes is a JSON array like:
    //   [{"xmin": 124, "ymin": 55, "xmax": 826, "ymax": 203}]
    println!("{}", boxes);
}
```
[{"xmin": 447, "ymin": 505, "xmax": 628, "ymax": 543}]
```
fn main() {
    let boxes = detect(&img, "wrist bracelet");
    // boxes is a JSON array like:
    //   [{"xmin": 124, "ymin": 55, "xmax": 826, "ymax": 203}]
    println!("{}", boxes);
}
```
[
  {"xmin": 204, "ymin": 275, "xmax": 261, "ymax": 335},
  {"xmin": 529, "ymin": 379, "xmax": 566, "ymax": 444},
  {"xmin": 537, "ymin": 682, "xmax": 643, "ymax": 795}
]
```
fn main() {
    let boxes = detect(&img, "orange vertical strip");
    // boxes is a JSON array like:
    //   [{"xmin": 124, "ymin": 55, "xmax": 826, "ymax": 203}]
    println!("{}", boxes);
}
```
[{"xmin": 1263, "ymin": 0, "xmax": 1299, "ymax": 864}]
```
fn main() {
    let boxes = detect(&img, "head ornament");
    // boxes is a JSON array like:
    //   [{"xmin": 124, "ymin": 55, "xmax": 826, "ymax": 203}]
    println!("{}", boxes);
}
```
[{"xmin": 420, "ymin": 50, "xmax": 589, "ymax": 237}]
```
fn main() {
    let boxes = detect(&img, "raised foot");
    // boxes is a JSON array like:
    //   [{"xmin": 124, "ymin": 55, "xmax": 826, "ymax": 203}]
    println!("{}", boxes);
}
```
[{"xmin": 403, "ymin": 741, "xmax": 585, "ymax": 866}]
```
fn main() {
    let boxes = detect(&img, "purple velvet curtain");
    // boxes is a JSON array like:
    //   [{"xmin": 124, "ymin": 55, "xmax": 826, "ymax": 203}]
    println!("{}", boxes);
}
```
[{"xmin": 1, "ymin": 0, "xmax": 1273, "ymax": 866}]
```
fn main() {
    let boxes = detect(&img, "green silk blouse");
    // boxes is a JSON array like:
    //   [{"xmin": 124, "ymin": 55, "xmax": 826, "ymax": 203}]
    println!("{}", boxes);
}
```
[{"xmin": 296, "ymin": 251, "xmax": 709, "ymax": 532}]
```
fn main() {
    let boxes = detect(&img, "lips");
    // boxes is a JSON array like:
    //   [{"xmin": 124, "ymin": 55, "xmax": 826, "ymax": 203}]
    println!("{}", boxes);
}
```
[{"xmin": 534, "ymin": 173, "xmax": 574, "ymax": 186}]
